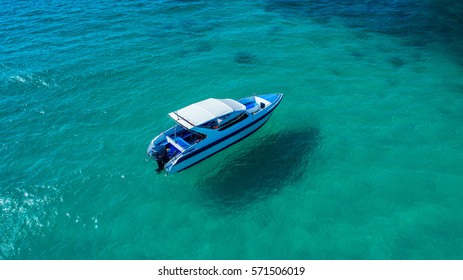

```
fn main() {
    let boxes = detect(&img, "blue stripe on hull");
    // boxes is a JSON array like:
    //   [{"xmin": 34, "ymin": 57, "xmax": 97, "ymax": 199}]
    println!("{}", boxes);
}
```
[{"xmin": 175, "ymin": 117, "xmax": 271, "ymax": 173}]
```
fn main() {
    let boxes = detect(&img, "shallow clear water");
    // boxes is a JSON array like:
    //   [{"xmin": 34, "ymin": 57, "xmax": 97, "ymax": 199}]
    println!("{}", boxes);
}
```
[{"xmin": 1, "ymin": 0, "xmax": 463, "ymax": 259}]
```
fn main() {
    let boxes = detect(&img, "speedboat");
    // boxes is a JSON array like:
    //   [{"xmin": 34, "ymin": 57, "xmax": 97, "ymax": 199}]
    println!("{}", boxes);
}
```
[{"xmin": 147, "ymin": 93, "xmax": 283, "ymax": 173}]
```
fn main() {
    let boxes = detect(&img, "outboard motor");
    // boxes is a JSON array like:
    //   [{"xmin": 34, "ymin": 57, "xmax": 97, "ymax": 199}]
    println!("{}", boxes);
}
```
[{"xmin": 149, "ymin": 145, "xmax": 169, "ymax": 172}]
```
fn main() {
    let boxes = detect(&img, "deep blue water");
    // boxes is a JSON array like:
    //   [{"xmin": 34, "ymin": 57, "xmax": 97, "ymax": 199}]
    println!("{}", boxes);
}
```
[{"xmin": 1, "ymin": 0, "xmax": 463, "ymax": 259}]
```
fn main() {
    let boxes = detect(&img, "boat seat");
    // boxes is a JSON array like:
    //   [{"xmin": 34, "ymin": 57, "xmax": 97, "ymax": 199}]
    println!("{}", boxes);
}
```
[
  {"xmin": 166, "ymin": 135, "xmax": 185, "ymax": 152},
  {"xmin": 246, "ymin": 102, "xmax": 260, "ymax": 114},
  {"xmin": 174, "ymin": 137, "xmax": 190, "ymax": 149}
]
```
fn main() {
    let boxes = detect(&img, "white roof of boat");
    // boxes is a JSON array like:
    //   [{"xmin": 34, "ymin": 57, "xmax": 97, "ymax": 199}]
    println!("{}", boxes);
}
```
[{"xmin": 168, "ymin": 98, "xmax": 246, "ymax": 129}]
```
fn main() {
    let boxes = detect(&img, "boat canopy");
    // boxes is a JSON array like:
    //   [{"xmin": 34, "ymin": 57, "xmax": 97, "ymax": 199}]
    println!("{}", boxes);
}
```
[{"xmin": 168, "ymin": 98, "xmax": 246, "ymax": 129}]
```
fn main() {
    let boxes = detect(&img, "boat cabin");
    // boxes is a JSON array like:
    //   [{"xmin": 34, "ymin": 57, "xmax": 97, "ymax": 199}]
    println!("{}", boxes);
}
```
[{"xmin": 168, "ymin": 98, "xmax": 247, "ymax": 131}]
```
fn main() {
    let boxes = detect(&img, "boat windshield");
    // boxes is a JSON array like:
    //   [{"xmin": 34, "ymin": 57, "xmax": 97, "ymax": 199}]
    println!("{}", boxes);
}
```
[{"xmin": 196, "ymin": 112, "xmax": 249, "ymax": 130}]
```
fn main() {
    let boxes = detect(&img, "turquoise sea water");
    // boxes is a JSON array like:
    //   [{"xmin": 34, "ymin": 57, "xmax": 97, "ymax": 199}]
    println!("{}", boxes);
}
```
[{"xmin": 1, "ymin": 0, "xmax": 463, "ymax": 259}]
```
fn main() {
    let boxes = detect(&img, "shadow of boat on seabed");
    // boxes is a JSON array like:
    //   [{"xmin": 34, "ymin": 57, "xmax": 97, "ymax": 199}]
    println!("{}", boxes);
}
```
[{"xmin": 197, "ymin": 127, "xmax": 321, "ymax": 210}]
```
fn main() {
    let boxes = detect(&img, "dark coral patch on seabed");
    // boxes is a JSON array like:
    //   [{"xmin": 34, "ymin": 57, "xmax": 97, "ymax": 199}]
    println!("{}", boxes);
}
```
[
  {"xmin": 234, "ymin": 52, "xmax": 257, "ymax": 64},
  {"xmin": 265, "ymin": 0, "xmax": 463, "ymax": 58},
  {"xmin": 390, "ymin": 56, "xmax": 406, "ymax": 69}
]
